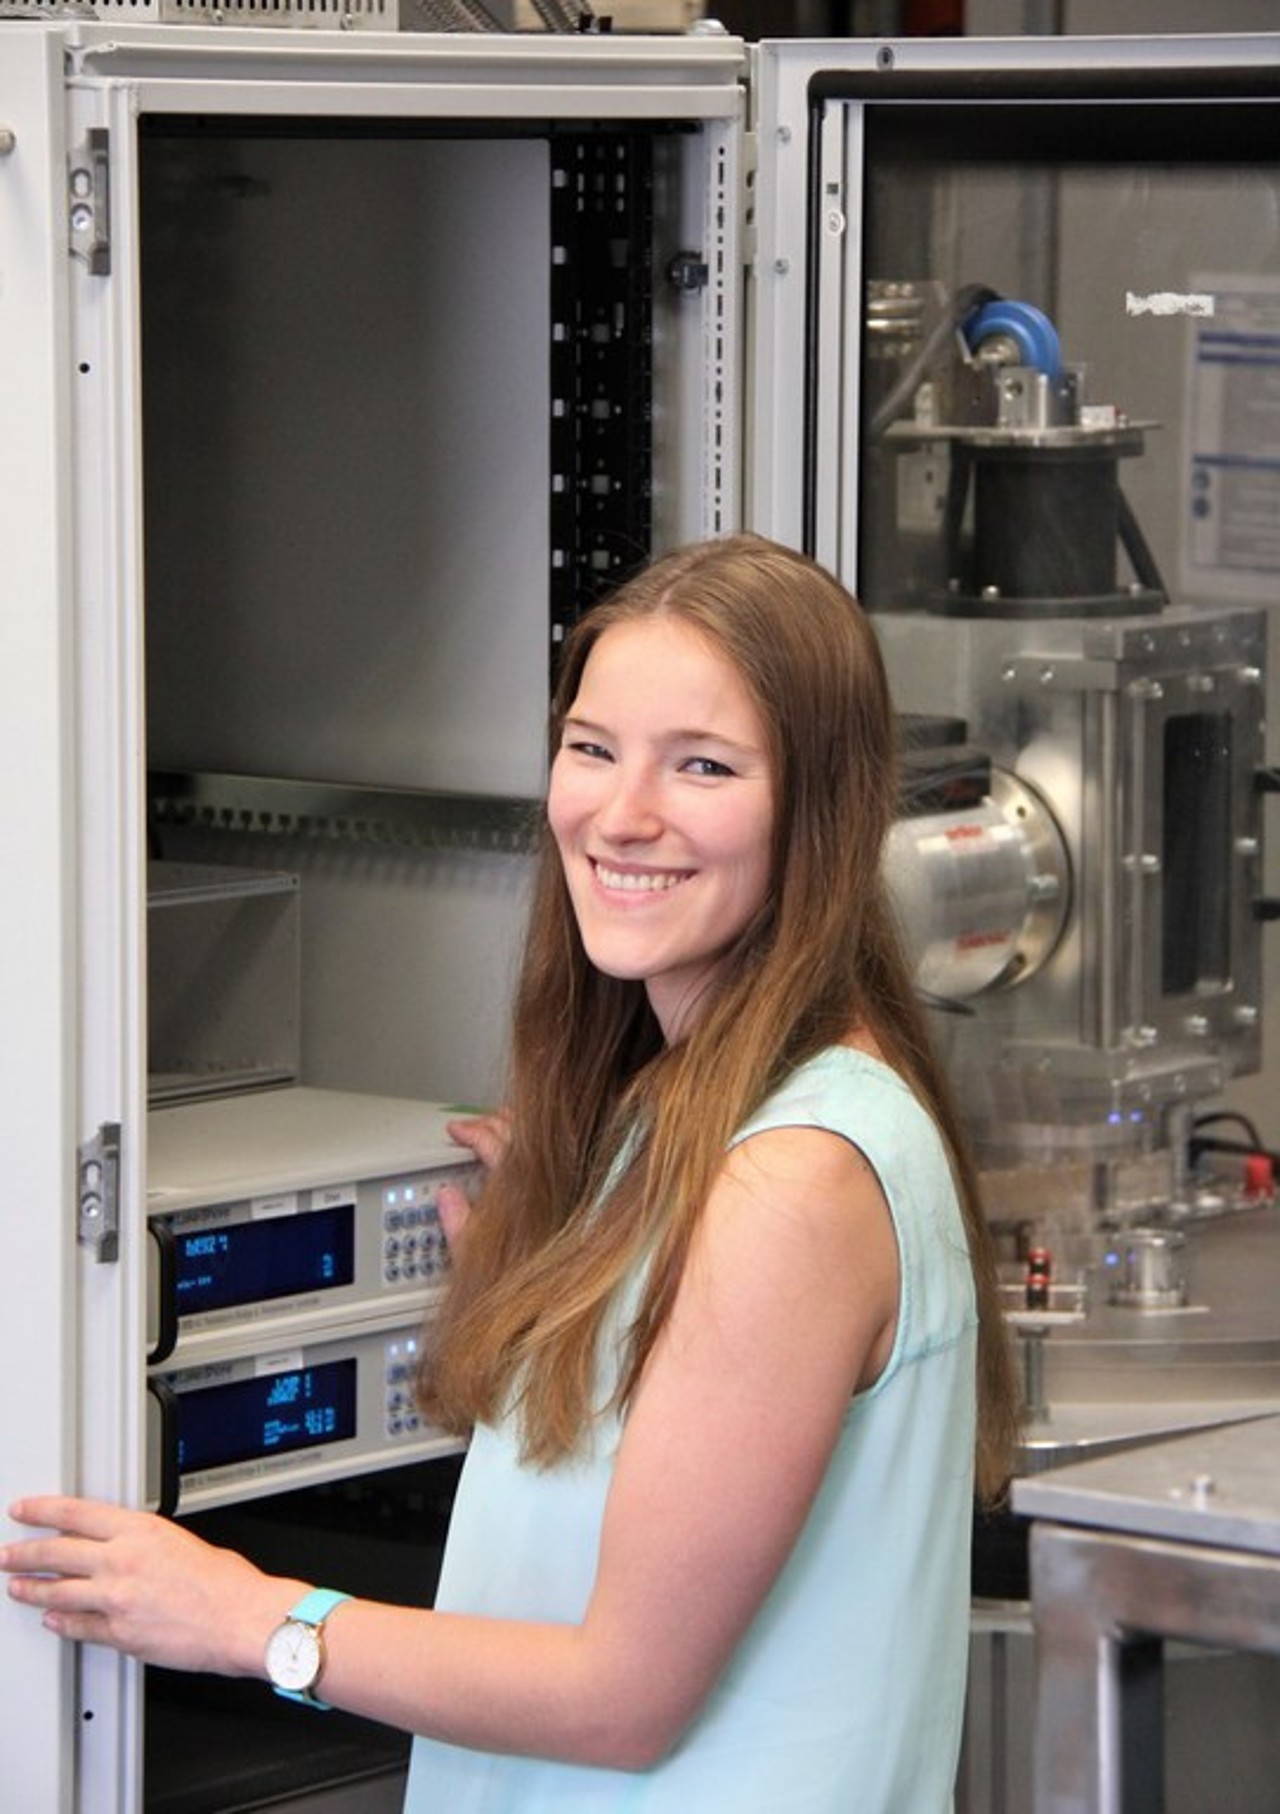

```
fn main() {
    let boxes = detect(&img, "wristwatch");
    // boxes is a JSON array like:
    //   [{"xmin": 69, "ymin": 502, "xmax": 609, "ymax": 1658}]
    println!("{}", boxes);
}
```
[{"xmin": 264, "ymin": 1587, "xmax": 353, "ymax": 1708}]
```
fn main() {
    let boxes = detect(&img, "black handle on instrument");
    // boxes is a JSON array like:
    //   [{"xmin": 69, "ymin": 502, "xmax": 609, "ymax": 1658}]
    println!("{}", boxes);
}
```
[
  {"xmin": 147, "ymin": 1220, "xmax": 179, "ymax": 1366},
  {"xmin": 147, "ymin": 1376, "xmax": 182, "ymax": 1519}
]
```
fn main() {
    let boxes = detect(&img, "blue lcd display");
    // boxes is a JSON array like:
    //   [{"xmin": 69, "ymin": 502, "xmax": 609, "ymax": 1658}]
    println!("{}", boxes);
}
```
[
  {"xmin": 173, "ymin": 1204, "xmax": 356, "ymax": 1315},
  {"xmin": 176, "ymin": 1358, "xmax": 358, "ymax": 1475}
]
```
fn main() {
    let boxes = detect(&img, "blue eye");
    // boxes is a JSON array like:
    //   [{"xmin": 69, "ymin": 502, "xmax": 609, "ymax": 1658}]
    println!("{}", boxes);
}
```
[
  {"xmin": 682, "ymin": 756, "xmax": 735, "ymax": 778},
  {"xmin": 564, "ymin": 739, "xmax": 613, "ymax": 761}
]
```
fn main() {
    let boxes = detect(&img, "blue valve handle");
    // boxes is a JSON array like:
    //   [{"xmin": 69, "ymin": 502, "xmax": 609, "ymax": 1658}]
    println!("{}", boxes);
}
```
[{"xmin": 964, "ymin": 299, "xmax": 1062, "ymax": 380}]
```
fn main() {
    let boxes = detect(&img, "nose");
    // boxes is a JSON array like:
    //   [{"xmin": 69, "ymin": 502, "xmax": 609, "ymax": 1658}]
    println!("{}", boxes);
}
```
[{"xmin": 593, "ymin": 760, "xmax": 663, "ymax": 844}]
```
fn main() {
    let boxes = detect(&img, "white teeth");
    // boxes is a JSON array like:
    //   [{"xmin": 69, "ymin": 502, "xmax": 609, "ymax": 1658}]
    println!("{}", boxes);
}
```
[{"xmin": 594, "ymin": 864, "xmax": 686, "ymax": 893}]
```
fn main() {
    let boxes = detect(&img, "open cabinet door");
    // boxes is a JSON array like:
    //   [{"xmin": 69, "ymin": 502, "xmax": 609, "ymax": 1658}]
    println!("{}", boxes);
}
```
[
  {"xmin": 66, "ymin": 55, "xmax": 154, "ymax": 1814},
  {"xmin": 0, "ymin": 22, "xmax": 152, "ymax": 1808},
  {"xmin": 1, "ymin": 25, "xmax": 153, "ymax": 1809},
  {"xmin": 0, "ymin": 30, "xmax": 84, "ymax": 1812}
]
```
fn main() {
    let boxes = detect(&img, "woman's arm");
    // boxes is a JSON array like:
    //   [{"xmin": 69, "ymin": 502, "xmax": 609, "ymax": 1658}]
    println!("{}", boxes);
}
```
[{"xmin": 2, "ymin": 1124, "xmax": 898, "ymax": 1770}]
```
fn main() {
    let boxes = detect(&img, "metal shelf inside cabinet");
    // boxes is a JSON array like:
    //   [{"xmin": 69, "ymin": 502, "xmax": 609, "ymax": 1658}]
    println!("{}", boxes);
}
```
[{"xmin": 148, "ymin": 771, "xmax": 540, "ymax": 853}]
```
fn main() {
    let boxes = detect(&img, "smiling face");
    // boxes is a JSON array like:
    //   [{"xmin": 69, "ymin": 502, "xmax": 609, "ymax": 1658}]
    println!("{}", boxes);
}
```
[{"xmin": 547, "ymin": 616, "xmax": 775, "ymax": 1043}]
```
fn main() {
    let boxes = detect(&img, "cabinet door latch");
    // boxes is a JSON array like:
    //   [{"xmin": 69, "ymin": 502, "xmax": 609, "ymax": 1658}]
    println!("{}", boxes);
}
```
[
  {"xmin": 78, "ymin": 1122, "xmax": 121, "ymax": 1263},
  {"xmin": 69, "ymin": 128, "xmax": 110, "ymax": 275}
]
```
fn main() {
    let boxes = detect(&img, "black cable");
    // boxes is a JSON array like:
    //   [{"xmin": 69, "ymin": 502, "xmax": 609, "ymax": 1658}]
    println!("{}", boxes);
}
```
[
  {"xmin": 917, "ymin": 991, "xmax": 976, "ymax": 1019},
  {"xmin": 867, "ymin": 283, "xmax": 1001, "ymax": 442},
  {"xmin": 1189, "ymin": 1134, "xmax": 1280, "ymax": 1171},
  {"xmin": 1193, "ymin": 1109, "xmax": 1265, "ymax": 1147}
]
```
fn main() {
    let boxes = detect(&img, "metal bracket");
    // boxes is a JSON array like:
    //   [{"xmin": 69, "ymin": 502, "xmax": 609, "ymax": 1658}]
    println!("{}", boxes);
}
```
[
  {"xmin": 78, "ymin": 1123, "xmax": 121, "ymax": 1263},
  {"xmin": 68, "ymin": 128, "xmax": 110, "ymax": 276},
  {"xmin": 666, "ymin": 251, "xmax": 709, "ymax": 294},
  {"xmin": 1254, "ymin": 767, "xmax": 1280, "ymax": 920},
  {"xmin": 1000, "ymin": 653, "xmax": 1121, "ymax": 694}
]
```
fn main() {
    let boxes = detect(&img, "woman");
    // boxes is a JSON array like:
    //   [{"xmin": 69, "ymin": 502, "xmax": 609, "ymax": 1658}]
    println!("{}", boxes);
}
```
[{"xmin": 2, "ymin": 535, "xmax": 1019, "ymax": 1811}]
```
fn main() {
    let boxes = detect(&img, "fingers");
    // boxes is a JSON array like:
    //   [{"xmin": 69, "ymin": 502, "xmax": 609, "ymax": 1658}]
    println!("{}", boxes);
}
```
[
  {"xmin": 439, "ymin": 1110, "xmax": 511, "ymax": 1257},
  {"xmin": 7, "ymin": 1494, "xmax": 133, "ymax": 1539},
  {"xmin": 436, "ymin": 1181, "xmax": 472, "ymax": 1251},
  {"xmin": 1, "ymin": 1533, "xmax": 104, "ymax": 1582},
  {"xmin": 4, "ymin": 1495, "xmax": 285, "ymax": 1674},
  {"xmin": 1, "ymin": 1498, "xmax": 149, "ymax": 1609},
  {"xmin": 446, "ymin": 1109, "xmax": 512, "ymax": 1174},
  {"xmin": 9, "ymin": 1563, "xmax": 105, "ymax": 1616},
  {"xmin": 1, "ymin": 1510, "xmax": 128, "ymax": 1641},
  {"xmin": 31, "ymin": 1608, "xmax": 113, "ymax": 1646},
  {"xmin": 7, "ymin": 1561, "xmax": 149, "ymax": 1659},
  {"xmin": 1, "ymin": 1497, "xmax": 137, "ymax": 1590}
]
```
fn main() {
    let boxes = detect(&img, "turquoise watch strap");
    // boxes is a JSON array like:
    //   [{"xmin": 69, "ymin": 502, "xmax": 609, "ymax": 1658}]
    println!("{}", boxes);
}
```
[
  {"xmin": 289, "ymin": 1586, "xmax": 352, "ymax": 1627},
  {"xmin": 273, "ymin": 1587, "xmax": 353, "ymax": 1709}
]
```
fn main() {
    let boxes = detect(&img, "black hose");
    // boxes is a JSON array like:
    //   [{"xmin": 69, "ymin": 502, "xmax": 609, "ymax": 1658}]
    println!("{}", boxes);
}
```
[
  {"xmin": 868, "ymin": 282, "xmax": 1001, "ymax": 441},
  {"xmin": 1193, "ymin": 1109, "xmax": 1266, "ymax": 1147},
  {"xmin": 1189, "ymin": 1134, "xmax": 1280, "ymax": 1170}
]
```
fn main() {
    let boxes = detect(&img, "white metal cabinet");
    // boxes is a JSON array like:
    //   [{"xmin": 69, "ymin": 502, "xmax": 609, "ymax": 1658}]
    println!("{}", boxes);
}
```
[
  {"xmin": 2, "ymin": 25, "xmax": 752, "ymax": 1811},
  {"xmin": 4, "ymin": 20, "xmax": 1280, "ymax": 1812}
]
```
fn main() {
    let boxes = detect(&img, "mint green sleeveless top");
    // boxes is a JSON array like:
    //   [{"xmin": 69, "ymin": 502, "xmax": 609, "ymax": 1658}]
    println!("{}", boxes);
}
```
[{"xmin": 404, "ymin": 1049, "xmax": 977, "ymax": 1813}]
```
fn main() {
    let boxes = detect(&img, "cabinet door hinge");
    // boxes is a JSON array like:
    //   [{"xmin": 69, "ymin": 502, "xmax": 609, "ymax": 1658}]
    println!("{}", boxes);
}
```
[
  {"xmin": 78, "ymin": 1123, "xmax": 121, "ymax": 1263},
  {"xmin": 69, "ymin": 128, "xmax": 110, "ymax": 276}
]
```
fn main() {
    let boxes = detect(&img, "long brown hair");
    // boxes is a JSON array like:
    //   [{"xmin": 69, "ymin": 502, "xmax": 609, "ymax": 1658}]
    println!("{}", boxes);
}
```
[{"xmin": 420, "ymin": 534, "xmax": 1019, "ymax": 1503}]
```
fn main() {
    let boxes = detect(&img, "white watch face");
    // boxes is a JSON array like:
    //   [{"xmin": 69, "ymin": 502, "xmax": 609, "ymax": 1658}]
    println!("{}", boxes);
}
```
[{"xmin": 265, "ymin": 1618, "xmax": 323, "ymax": 1693}]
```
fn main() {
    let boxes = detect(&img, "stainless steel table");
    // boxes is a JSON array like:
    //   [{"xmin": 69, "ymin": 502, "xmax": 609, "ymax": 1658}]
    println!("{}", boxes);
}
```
[{"xmin": 1012, "ymin": 1414, "xmax": 1280, "ymax": 1814}]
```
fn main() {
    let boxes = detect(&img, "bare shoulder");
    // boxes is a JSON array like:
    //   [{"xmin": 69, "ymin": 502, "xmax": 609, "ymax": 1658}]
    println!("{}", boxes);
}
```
[
  {"xmin": 717, "ymin": 1120, "xmax": 890, "ymax": 1240},
  {"xmin": 684, "ymin": 1123, "xmax": 900, "ymax": 1385}
]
